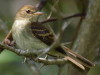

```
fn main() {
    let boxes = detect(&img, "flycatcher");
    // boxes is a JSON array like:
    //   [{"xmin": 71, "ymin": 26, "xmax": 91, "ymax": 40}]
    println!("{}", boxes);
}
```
[{"xmin": 5, "ymin": 5, "xmax": 94, "ymax": 70}]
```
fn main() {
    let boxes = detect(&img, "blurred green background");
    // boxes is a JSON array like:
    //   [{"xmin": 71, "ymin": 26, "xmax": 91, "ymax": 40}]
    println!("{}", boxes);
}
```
[{"xmin": 0, "ymin": 0, "xmax": 99, "ymax": 75}]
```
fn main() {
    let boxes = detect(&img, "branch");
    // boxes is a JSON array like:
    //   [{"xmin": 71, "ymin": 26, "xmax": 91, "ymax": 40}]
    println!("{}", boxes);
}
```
[
  {"xmin": 69, "ymin": 0, "xmax": 100, "ymax": 75},
  {"xmin": 36, "ymin": 0, "xmax": 47, "ymax": 11},
  {"xmin": 40, "ymin": 13, "xmax": 86, "ymax": 24},
  {"xmin": 0, "ymin": 43, "xmax": 69, "ymax": 65},
  {"xmin": 35, "ymin": 57, "xmax": 68, "ymax": 65},
  {"xmin": 25, "ymin": 58, "xmax": 41, "ymax": 75},
  {"xmin": 0, "ymin": 43, "xmax": 43, "ymax": 56},
  {"xmin": 70, "ymin": 13, "xmax": 85, "ymax": 48}
]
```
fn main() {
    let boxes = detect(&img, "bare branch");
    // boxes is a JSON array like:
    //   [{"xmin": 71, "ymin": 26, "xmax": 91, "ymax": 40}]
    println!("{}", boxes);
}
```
[
  {"xmin": 0, "ymin": 43, "xmax": 43, "ymax": 56},
  {"xmin": 36, "ymin": 0, "xmax": 47, "ymax": 11},
  {"xmin": 34, "ymin": 57, "xmax": 68, "ymax": 65},
  {"xmin": 0, "ymin": 43, "xmax": 69, "ymax": 65},
  {"xmin": 68, "ymin": 0, "xmax": 100, "ymax": 75},
  {"xmin": 25, "ymin": 58, "xmax": 41, "ymax": 75},
  {"xmin": 40, "ymin": 13, "xmax": 86, "ymax": 24}
]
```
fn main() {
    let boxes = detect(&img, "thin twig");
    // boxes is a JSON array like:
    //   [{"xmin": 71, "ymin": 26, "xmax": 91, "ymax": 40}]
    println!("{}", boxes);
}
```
[
  {"xmin": 40, "ymin": 13, "xmax": 86, "ymax": 24},
  {"xmin": 25, "ymin": 58, "xmax": 41, "ymax": 75},
  {"xmin": 36, "ymin": 0, "xmax": 47, "ymax": 11},
  {"xmin": 0, "ymin": 43, "xmax": 43, "ymax": 56},
  {"xmin": 34, "ymin": 57, "xmax": 68, "ymax": 65},
  {"xmin": 70, "ymin": 13, "xmax": 85, "ymax": 48}
]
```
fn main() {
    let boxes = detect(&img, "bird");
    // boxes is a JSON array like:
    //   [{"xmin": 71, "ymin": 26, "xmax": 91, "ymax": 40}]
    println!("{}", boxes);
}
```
[{"xmin": 4, "ymin": 5, "xmax": 94, "ymax": 70}]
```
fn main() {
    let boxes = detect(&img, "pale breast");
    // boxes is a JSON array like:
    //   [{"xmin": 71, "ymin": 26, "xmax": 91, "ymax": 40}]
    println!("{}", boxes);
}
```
[{"xmin": 12, "ymin": 20, "xmax": 48, "ymax": 50}]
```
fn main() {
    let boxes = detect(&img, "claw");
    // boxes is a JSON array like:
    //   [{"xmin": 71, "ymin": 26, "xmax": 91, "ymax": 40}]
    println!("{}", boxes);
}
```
[
  {"xmin": 3, "ymin": 39, "xmax": 16, "ymax": 46},
  {"xmin": 3, "ymin": 39, "xmax": 11, "ymax": 45}
]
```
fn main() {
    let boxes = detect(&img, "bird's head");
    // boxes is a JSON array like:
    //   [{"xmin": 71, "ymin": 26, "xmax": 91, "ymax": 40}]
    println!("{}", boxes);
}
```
[{"xmin": 15, "ymin": 5, "xmax": 43, "ymax": 22}]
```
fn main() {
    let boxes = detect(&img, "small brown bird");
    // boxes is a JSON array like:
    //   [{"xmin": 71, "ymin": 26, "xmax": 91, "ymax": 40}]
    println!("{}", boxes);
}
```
[{"xmin": 4, "ymin": 5, "xmax": 94, "ymax": 70}]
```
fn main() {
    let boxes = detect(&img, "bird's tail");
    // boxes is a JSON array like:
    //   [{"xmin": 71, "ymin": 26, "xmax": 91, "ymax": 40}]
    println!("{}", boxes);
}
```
[
  {"xmin": 64, "ymin": 56, "xmax": 85, "ymax": 70},
  {"xmin": 61, "ymin": 45, "xmax": 95, "ymax": 70}
]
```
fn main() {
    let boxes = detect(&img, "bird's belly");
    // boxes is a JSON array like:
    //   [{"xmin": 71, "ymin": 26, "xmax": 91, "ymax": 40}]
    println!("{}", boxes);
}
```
[
  {"xmin": 12, "ymin": 28, "xmax": 48, "ymax": 50},
  {"xmin": 12, "ymin": 28, "xmax": 65, "ymax": 57}
]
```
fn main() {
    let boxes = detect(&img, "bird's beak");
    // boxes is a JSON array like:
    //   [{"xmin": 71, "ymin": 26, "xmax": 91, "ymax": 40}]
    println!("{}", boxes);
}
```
[{"xmin": 34, "ymin": 12, "xmax": 43, "ymax": 15}]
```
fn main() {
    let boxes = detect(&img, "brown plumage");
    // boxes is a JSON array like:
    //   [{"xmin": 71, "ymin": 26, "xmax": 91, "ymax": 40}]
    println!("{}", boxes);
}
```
[
  {"xmin": 30, "ymin": 22, "xmax": 94, "ymax": 69},
  {"xmin": 31, "ymin": 22, "xmax": 54, "ymax": 45},
  {"xmin": 4, "ymin": 5, "xmax": 95, "ymax": 70}
]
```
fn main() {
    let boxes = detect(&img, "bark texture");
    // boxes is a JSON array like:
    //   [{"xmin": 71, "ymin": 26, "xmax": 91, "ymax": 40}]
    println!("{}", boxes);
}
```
[{"xmin": 68, "ymin": 0, "xmax": 100, "ymax": 75}]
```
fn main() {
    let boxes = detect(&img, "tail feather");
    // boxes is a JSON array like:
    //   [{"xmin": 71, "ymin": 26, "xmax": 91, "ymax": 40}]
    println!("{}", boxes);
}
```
[
  {"xmin": 65, "ymin": 56, "xmax": 85, "ymax": 70},
  {"xmin": 61, "ymin": 45, "xmax": 95, "ymax": 68}
]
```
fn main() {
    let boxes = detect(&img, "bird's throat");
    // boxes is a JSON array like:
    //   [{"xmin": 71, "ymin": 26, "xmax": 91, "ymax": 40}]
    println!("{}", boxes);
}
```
[{"xmin": 13, "ymin": 19, "xmax": 31, "ymax": 28}]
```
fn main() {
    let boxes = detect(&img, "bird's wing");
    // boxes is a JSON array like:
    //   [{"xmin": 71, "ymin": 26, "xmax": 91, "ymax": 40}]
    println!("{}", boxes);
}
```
[
  {"xmin": 30, "ymin": 22, "xmax": 54, "ymax": 46},
  {"xmin": 30, "ymin": 23, "xmax": 94, "ymax": 69},
  {"xmin": 30, "ymin": 22, "xmax": 66, "ymax": 54}
]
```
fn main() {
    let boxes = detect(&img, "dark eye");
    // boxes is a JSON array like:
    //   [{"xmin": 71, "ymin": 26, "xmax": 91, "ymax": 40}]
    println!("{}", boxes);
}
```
[{"xmin": 26, "ymin": 10, "xmax": 31, "ymax": 13}]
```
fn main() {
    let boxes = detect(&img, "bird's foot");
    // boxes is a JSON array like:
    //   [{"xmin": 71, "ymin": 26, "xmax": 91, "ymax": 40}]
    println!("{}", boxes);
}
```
[{"xmin": 3, "ymin": 39, "xmax": 16, "ymax": 46}]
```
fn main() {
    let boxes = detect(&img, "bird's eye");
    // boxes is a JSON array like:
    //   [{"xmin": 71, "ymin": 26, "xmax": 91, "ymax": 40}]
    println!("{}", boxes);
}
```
[{"xmin": 26, "ymin": 10, "xmax": 31, "ymax": 14}]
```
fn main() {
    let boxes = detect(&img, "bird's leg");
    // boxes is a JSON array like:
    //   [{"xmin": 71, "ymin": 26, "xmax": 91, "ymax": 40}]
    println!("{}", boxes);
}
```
[
  {"xmin": 0, "ymin": 30, "xmax": 14, "ymax": 53},
  {"xmin": 3, "ymin": 29, "xmax": 14, "ymax": 46},
  {"xmin": 35, "ymin": 47, "xmax": 50, "ymax": 60}
]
